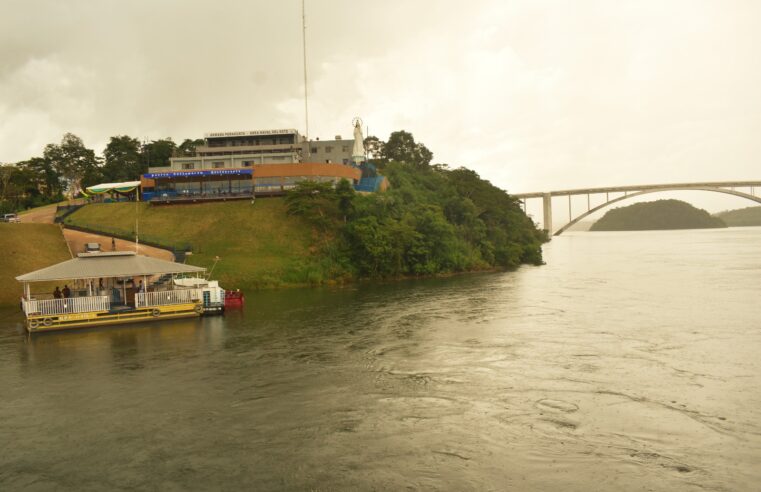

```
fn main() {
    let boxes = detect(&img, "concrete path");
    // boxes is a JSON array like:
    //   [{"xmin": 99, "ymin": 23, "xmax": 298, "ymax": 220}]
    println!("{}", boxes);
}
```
[
  {"xmin": 62, "ymin": 228, "xmax": 174, "ymax": 261},
  {"xmin": 19, "ymin": 199, "xmax": 85, "ymax": 224},
  {"xmin": 19, "ymin": 204, "xmax": 58, "ymax": 224}
]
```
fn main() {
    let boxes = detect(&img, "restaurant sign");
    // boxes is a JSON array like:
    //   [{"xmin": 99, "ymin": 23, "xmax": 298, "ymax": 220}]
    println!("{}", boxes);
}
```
[{"xmin": 144, "ymin": 169, "xmax": 253, "ymax": 179}]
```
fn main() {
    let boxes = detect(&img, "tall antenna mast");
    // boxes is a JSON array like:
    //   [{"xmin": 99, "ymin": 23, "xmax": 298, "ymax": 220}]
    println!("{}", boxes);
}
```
[{"xmin": 301, "ymin": 0, "xmax": 310, "ymax": 155}]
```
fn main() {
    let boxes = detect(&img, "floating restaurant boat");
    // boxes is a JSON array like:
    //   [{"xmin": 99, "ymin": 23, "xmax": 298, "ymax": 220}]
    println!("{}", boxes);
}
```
[{"xmin": 16, "ymin": 251, "xmax": 230, "ymax": 333}]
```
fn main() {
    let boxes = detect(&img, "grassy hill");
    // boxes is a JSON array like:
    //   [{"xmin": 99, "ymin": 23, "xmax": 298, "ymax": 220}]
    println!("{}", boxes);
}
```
[
  {"xmin": 0, "ymin": 224, "xmax": 71, "ymax": 306},
  {"xmin": 63, "ymin": 199, "xmax": 323, "ymax": 290},
  {"xmin": 590, "ymin": 199, "xmax": 727, "ymax": 231},
  {"xmin": 715, "ymin": 206, "xmax": 761, "ymax": 227},
  {"xmin": 63, "ymin": 164, "xmax": 546, "ymax": 289}
]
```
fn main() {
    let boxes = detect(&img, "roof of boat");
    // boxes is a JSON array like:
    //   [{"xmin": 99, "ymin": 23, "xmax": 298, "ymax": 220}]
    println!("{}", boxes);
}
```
[{"xmin": 16, "ymin": 251, "xmax": 205, "ymax": 282}]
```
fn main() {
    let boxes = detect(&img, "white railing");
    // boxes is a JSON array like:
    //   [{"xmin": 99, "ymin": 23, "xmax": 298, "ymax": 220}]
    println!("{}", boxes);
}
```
[
  {"xmin": 135, "ymin": 289, "xmax": 202, "ymax": 308},
  {"xmin": 23, "ymin": 296, "xmax": 110, "ymax": 316}
]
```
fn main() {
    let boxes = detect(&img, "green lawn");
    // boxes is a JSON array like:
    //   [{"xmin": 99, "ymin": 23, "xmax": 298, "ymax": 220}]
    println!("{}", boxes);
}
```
[
  {"xmin": 64, "ymin": 199, "xmax": 330, "ymax": 290},
  {"xmin": 0, "ymin": 224, "xmax": 71, "ymax": 305}
]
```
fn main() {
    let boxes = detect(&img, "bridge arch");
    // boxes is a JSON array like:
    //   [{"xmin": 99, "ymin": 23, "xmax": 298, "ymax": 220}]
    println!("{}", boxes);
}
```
[{"xmin": 553, "ymin": 187, "xmax": 761, "ymax": 236}]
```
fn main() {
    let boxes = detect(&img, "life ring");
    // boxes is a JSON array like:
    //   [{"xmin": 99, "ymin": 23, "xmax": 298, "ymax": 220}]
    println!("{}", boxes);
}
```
[
  {"xmin": 28, "ymin": 319, "xmax": 39, "ymax": 329},
  {"xmin": 151, "ymin": 308, "xmax": 161, "ymax": 317},
  {"xmin": 42, "ymin": 318, "xmax": 53, "ymax": 327},
  {"xmin": 194, "ymin": 305, "xmax": 204, "ymax": 314}
]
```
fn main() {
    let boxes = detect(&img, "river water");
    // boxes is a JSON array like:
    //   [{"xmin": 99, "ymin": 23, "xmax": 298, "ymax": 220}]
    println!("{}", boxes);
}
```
[{"xmin": 1, "ymin": 227, "xmax": 760, "ymax": 491}]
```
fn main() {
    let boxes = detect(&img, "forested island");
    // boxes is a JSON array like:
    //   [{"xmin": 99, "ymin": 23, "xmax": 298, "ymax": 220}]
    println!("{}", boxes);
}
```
[
  {"xmin": 590, "ymin": 199, "xmax": 726, "ymax": 231},
  {"xmin": 714, "ymin": 206, "xmax": 761, "ymax": 227}
]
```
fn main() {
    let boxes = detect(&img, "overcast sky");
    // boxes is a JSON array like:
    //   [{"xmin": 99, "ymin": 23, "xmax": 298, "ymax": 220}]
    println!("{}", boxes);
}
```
[{"xmin": 1, "ymin": 0, "xmax": 759, "ymax": 217}]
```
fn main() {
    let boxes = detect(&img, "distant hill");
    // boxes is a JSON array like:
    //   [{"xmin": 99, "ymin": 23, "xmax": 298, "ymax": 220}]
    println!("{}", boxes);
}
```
[
  {"xmin": 590, "ymin": 199, "xmax": 727, "ymax": 231},
  {"xmin": 714, "ymin": 206, "xmax": 761, "ymax": 227}
]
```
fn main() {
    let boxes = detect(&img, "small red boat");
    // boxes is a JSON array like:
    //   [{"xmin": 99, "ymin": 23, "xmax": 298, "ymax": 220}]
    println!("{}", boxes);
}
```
[{"xmin": 224, "ymin": 290, "xmax": 245, "ymax": 309}]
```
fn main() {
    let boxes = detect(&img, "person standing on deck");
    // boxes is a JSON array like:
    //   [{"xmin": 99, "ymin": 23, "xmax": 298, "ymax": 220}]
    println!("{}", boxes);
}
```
[
  {"xmin": 62, "ymin": 285, "xmax": 70, "ymax": 298},
  {"xmin": 53, "ymin": 287, "xmax": 62, "ymax": 299},
  {"xmin": 112, "ymin": 237, "xmax": 116, "ymax": 251}
]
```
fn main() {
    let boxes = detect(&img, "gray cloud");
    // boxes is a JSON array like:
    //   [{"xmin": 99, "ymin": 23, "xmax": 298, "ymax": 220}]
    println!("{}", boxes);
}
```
[{"xmin": 1, "ymin": 0, "xmax": 759, "ymax": 213}]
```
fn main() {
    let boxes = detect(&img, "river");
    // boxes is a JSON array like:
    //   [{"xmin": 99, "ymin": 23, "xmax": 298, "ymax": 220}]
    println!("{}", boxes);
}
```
[{"xmin": 1, "ymin": 227, "xmax": 760, "ymax": 491}]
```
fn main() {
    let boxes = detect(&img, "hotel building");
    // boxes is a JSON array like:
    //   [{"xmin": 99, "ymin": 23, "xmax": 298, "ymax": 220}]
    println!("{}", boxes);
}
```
[{"xmin": 140, "ymin": 128, "xmax": 365, "ymax": 201}]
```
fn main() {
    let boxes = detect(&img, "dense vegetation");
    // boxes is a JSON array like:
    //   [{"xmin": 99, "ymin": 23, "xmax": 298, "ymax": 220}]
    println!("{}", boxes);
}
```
[
  {"xmin": 286, "ymin": 161, "xmax": 546, "ymax": 278},
  {"xmin": 1, "ymin": 132, "xmax": 201, "ymax": 214},
  {"xmin": 0, "ymin": 224, "xmax": 71, "ymax": 305},
  {"xmin": 590, "ymin": 199, "xmax": 727, "ymax": 231},
  {"xmin": 57, "ymin": 129, "xmax": 545, "ymax": 287},
  {"xmin": 714, "ymin": 206, "xmax": 761, "ymax": 227},
  {"xmin": 63, "ymin": 168, "xmax": 546, "ymax": 289}
]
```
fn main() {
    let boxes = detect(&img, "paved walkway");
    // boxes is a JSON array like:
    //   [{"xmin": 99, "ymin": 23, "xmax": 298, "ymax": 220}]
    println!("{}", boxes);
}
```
[
  {"xmin": 62, "ymin": 229, "xmax": 174, "ymax": 261},
  {"xmin": 19, "ymin": 199, "xmax": 85, "ymax": 224},
  {"xmin": 17, "ymin": 201, "xmax": 172, "ymax": 262},
  {"xmin": 19, "ymin": 205, "xmax": 58, "ymax": 224}
]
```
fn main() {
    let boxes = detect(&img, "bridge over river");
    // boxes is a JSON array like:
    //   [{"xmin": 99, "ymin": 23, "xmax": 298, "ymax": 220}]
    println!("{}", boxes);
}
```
[{"xmin": 514, "ymin": 180, "xmax": 761, "ymax": 236}]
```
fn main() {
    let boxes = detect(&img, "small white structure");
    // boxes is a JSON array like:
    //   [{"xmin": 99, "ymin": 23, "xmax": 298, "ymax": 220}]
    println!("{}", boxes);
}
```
[{"xmin": 351, "ymin": 118, "xmax": 365, "ymax": 164}]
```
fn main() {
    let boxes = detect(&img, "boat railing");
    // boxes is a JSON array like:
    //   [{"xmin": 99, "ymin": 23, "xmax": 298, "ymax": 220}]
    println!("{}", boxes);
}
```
[
  {"xmin": 135, "ymin": 288, "xmax": 202, "ymax": 308},
  {"xmin": 22, "ymin": 296, "xmax": 110, "ymax": 317}
]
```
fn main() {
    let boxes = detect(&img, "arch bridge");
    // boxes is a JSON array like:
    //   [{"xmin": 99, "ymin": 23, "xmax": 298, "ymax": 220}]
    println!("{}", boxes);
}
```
[{"xmin": 514, "ymin": 181, "xmax": 761, "ymax": 236}]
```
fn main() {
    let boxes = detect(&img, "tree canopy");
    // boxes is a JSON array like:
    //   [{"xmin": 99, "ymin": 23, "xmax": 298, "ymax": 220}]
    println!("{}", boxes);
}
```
[
  {"xmin": 382, "ymin": 130, "xmax": 433, "ymax": 168},
  {"xmin": 43, "ymin": 133, "xmax": 101, "ymax": 196},
  {"xmin": 103, "ymin": 135, "xmax": 143, "ymax": 182},
  {"xmin": 285, "ymin": 131, "xmax": 546, "ymax": 280},
  {"xmin": 1, "ymin": 132, "xmax": 200, "ymax": 213}
]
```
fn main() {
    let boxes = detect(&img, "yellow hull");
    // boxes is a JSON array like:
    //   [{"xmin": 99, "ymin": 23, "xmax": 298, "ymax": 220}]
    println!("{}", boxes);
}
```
[{"xmin": 25, "ymin": 302, "xmax": 203, "ymax": 333}]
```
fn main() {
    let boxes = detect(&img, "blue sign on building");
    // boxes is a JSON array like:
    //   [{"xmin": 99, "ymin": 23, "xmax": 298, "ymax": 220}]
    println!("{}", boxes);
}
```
[{"xmin": 144, "ymin": 169, "xmax": 253, "ymax": 179}]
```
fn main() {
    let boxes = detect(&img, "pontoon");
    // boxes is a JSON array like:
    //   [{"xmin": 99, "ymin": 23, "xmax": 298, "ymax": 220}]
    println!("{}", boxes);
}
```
[{"xmin": 16, "ymin": 251, "xmax": 226, "ymax": 332}]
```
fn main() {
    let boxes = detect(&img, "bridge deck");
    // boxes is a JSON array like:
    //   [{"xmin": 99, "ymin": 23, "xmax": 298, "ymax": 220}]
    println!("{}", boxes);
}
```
[{"xmin": 513, "ymin": 180, "xmax": 761, "ymax": 198}]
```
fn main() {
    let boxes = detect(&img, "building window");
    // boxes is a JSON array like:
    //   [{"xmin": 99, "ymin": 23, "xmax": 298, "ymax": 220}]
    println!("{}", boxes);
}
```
[
  {"xmin": 325, "ymin": 146, "xmax": 333, "ymax": 153},
  {"xmin": 342, "ymin": 146, "xmax": 349, "ymax": 152},
  {"xmin": 213, "ymin": 161, "xmax": 225, "ymax": 169},
  {"xmin": 242, "ymin": 161, "xmax": 253, "ymax": 167},
  {"xmin": 310, "ymin": 147, "xmax": 318, "ymax": 154},
  {"xmin": 182, "ymin": 163, "xmax": 194, "ymax": 170}
]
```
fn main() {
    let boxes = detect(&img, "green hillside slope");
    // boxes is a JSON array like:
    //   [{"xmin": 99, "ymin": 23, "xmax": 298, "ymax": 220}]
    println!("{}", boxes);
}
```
[
  {"xmin": 0, "ymin": 224, "xmax": 71, "ymax": 305},
  {"xmin": 715, "ymin": 206, "xmax": 761, "ymax": 227},
  {"xmin": 63, "ymin": 163, "xmax": 546, "ymax": 289},
  {"xmin": 64, "ymin": 199, "xmax": 319, "ymax": 290},
  {"xmin": 590, "ymin": 199, "xmax": 727, "ymax": 231}
]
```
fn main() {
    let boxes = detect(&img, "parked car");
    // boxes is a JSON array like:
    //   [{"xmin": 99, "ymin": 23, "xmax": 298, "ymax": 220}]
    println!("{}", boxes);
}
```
[
  {"xmin": 1, "ymin": 213, "xmax": 20, "ymax": 223},
  {"xmin": 84, "ymin": 242, "xmax": 101, "ymax": 253}
]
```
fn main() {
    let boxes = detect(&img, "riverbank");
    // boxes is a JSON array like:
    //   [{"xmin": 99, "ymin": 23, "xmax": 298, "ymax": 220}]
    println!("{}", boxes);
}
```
[{"xmin": 0, "ymin": 223, "xmax": 71, "ymax": 306}]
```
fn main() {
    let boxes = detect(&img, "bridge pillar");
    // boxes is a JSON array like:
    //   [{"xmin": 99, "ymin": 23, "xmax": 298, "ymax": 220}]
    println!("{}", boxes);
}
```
[{"xmin": 542, "ymin": 193, "xmax": 552, "ymax": 234}]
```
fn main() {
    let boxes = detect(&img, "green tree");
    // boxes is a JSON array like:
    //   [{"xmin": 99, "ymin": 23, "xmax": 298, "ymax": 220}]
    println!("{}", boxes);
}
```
[
  {"xmin": 18, "ymin": 157, "xmax": 63, "ymax": 198},
  {"xmin": 285, "ymin": 180, "xmax": 339, "ymax": 231},
  {"xmin": 103, "ymin": 135, "xmax": 143, "ymax": 182},
  {"xmin": 384, "ymin": 130, "xmax": 433, "ymax": 167},
  {"xmin": 335, "ymin": 178, "xmax": 355, "ymax": 222},
  {"xmin": 177, "ymin": 138, "xmax": 205, "ymax": 157},
  {"xmin": 142, "ymin": 138, "xmax": 177, "ymax": 168},
  {"xmin": 0, "ymin": 165, "xmax": 14, "ymax": 206},
  {"xmin": 43, "ymin": 133, "xmax": 100, "ymax": 196},
  {"xmin": 363, "ymin": 135, "xmax": 385, "ymax": 162}
]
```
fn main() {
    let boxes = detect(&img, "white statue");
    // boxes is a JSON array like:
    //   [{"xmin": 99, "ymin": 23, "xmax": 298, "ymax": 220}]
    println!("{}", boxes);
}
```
[{"xmin": 351, "ymin": 118, "xmax": 365, "ymax": 163}]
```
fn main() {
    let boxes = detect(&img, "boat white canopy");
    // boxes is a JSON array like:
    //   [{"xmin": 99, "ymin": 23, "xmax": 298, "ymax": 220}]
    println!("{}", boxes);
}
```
[{"xmin": 16, "ymin": 251, "xmax": 205, "ymax": 283}]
